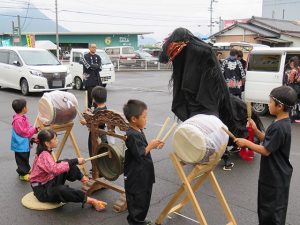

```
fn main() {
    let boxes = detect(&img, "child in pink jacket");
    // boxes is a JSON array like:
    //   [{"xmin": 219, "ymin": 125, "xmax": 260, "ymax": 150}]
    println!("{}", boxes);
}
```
[{"xmin": 11, "ymin": 99, "xmax": 38, "ymax": 181}]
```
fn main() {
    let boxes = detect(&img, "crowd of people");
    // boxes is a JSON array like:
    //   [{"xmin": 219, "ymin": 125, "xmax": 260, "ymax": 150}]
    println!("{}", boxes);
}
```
[{"xmin": 8, "ymin": 37, "xmax": 299, "ymax": 225}]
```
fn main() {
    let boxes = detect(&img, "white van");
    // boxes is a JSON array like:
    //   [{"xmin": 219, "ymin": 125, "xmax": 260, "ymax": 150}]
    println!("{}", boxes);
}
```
[
  {"xmin": 104, "ymin": 46, "xmax": 136, "ymax": 68},
  {"xmin": 0, "ymin": 47, "xmax": 72, "ymax": 95},
  {"xmin": 69, "ymin": 49, "xmax": 115, "ymax": 90},
  {"xmin": 245, "ymin": 47, "xmax": 300, "ymax": 115}
]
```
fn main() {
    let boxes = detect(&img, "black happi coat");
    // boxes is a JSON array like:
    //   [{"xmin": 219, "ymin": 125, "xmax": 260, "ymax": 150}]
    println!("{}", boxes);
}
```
[
  {"xmin": 82, "ymin": 52, "xmax": 102, "ymax": 87},
  {"xmin": 124, "ymin": 127, "xmax": 155, "ymax": 193}
]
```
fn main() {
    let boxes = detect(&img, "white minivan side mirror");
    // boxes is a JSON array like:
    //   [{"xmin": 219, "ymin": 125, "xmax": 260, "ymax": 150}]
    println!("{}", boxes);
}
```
[{"xmin": 13, "ymin": 61, "xmax": 21, "ymax": 66}]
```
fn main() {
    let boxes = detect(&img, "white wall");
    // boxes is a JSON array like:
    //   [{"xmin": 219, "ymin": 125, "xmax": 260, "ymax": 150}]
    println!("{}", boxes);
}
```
[
  {"xmin": 263, "ymin": 0, "xmax": 300, "ymax": 20},
  {"xmin": 280, "ymin": 34, "xmax": 300, "ymax": 47}
]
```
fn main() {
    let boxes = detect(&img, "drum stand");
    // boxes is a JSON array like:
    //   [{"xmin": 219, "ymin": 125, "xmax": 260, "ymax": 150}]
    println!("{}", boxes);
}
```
[
  {"xmin": 35, "ymin": 117, "xmax": 88, "ymax": 175},
  {"xmin": 81, "ymin": 110, "xmax": 129, "ymax": 212},
  {"xmin": 155, "ymin": 145, "xmax": 237, "ymax": 225}
]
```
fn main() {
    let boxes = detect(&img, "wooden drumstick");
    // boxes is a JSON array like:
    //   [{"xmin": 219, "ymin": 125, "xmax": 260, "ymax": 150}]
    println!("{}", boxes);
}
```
[
  {"xmin": 85, "ymin": 151, "xmax": 110, "ymax": 162},
  {"xmin": 221, "ymin": 127, "xmax": 237, "ymax": 140},
  {"xmin": 85, "ymin": 90, "xmax": 88, "ymax": 110},
  {"xmin": 156, "ymin": 117, "xmax": 170, "ymax": 139},
  {"xmin": 75, "ymin": 106, "xmax": 85, "ymax": 120},
  {"xmin": 161, "ymin": 122, "xmax": 177, "ymax": 142},
  {"xmin": 247, "ymin": 102, "xmax": 252, "ymax": 119}
]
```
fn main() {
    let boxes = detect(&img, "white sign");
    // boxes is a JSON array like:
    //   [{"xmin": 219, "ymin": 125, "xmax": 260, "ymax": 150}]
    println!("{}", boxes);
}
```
[{"xmin": 119, "ymin": 37, "xmax": 129, "ymax": 43}]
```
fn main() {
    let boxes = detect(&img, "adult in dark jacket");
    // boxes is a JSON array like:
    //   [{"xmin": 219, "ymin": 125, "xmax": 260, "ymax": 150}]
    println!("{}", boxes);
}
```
[{"xmin": 81, "ymin": 43, "xmax": 102, "ymax": 108}]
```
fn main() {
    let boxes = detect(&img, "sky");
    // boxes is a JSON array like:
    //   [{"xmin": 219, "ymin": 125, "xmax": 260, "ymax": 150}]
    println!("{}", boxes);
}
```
[{"xmin": 0, "ymin": 0, "xmax": 263, "ymax": 41}]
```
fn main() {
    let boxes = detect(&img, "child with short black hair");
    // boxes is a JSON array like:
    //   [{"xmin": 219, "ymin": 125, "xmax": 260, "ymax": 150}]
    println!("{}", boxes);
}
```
[
  {"xmin": 11, "ymin": 98, "xmax": 38, "ymax": 181},
  {"xmin": 235, "ymin": 86, "xmax": 297, "ymax": 225},
  {"xmin": 30, "ymin": 129, "xmax": 107, "ymax": 211},
  {"xmin": 123, "ymin": 99, "xmax": 164, "ymax": 225},
  {"xmin": 80, "ymin": 86, "xmax": 108, "ymax": 158}
]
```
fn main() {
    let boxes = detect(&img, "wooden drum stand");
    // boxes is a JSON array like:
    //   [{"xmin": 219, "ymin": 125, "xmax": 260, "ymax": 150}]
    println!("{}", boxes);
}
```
[
  {"xmin": 155, "ymin": 145, "xmax": 237, "ymax": 225},
  {"xmin": 81, "ymin": 109, "xmax": 129, "ymax": 212}
]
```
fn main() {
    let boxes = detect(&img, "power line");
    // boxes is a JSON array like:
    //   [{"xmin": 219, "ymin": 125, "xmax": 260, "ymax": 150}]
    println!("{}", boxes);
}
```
[
  {"xmin": 0, "ymin": 13, "xmax": 210, "ymax": 27},
  {"xmin": 0, "ymin": 6, "xmax": 54, "ymax": 11},
  {"xmin": 21, "ymin": 0, "xmax": 31, "ymax": 29},
  {"xmin": 59, "ymin": 9, "xmax": 209, "ymax": 23}
]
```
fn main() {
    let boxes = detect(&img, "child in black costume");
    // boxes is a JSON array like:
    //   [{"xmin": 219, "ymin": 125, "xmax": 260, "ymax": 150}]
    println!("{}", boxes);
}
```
[
  {"xmin": 80, "ymin": 86, "xmax": 108, "ymax": 158},
  {"xmin": 123, "ymin": 100, "xmax": 164, "ymax": 225},
  {"xmin": 235, "ymin": 86, "xmax": 297, "ymax": 225}
]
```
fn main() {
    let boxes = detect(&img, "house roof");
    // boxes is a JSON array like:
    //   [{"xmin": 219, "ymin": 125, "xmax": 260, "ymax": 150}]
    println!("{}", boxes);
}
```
[
  {"xmin": 250, "ymin": 16, "xmax": 300, "ymax": 33},
  {"xmin": 210, "ymin": 17, "xmax": 300, "ymax": 39},
  {"xmin": 255, "ymin": 37, "xmax": 292, "ymax": 44},
  {"xmin": 209, "ymin": 22, "xmax": 278, "ymax": 39}
]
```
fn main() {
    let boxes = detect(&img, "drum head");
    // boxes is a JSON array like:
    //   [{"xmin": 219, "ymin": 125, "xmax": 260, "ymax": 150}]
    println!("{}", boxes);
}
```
[
  {"xmin": 38, "ymin": 96, "xmax": 54, "ymax": 125},
  {"xmin": 173, "ymin": 125, "xmax": 207, "ymax": 164},
  {"xmin": 96, "ymin": 143, "xmax": 124, "ymax": 181},
  {"xmin": 172, "ymin": 114, "xmax": 229, "ymax": 164}
]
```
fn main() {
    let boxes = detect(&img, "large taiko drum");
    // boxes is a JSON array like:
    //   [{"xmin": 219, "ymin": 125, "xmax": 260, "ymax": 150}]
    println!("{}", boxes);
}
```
[
  {"xmin": 96, "ymin": 143, "xmax": 125, "ymax": 181},
  {"xmin": 172, "ymin": 114, "xmax": 229, "ymax": 164},
  {"xmin": 38, "ymin": 90, "xmax": 78, "ymax": 125}
]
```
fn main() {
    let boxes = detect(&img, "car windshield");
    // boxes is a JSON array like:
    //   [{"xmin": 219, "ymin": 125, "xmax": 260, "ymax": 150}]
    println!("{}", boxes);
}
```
[
  {"xmin": 84, "ymin": 51, "xmax": 112, "ymax": 65},
  {"xmin": 18, "ymin": 50, "xmax": 60, "ymax": 66},
  {"xmin": 137, "ymin": 51, "xmax": 153, "ymax": 58},
  {"xmin": 122, "ymin": 47, "xmax": 134, "ymax": 54}
]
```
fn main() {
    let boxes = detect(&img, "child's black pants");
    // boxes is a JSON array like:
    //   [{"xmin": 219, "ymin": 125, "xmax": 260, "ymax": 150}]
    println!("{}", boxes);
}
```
[{"xmin": 32, "ymin": 165, "xmax": 86, "ymax": 204}]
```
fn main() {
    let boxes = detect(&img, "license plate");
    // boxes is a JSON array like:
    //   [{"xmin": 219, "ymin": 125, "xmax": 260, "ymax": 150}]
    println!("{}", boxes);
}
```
[
  {"xmin": 52, "ymin": 80, "xmax": 62, "ymax": 87},
  {"xmin": 127, "ymin": 58, "xmax": 131, "ymax": 60}
]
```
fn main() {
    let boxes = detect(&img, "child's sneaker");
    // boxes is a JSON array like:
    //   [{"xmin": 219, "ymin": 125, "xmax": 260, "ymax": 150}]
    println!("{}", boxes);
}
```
[
  {"xmin": 223, "ymin": 163, "xmax": 234, "ymax": 171},
  {"xmin": 19, "ymin": 174, "xmax": 30, "ymax": 181}
]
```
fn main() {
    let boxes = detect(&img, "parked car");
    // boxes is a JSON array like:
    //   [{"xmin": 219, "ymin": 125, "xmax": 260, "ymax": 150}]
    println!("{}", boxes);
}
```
[
  {"xmin": 143, "ymin": 48, "xmax": 162, "ymax": 57},
  {"xmin": 245, "ymin": 47, "xmax": 300, "ymax": 115},
  {"xmin": 69, "ymin": 48, "xmax": 115, "ymax": 90},
  {"xmin": 134, "ymin": 50, "xmax": 158, "ymax": 67},
  {"xmin": 104, "ymin": 46, "xmax": 136, "ymax": 68},
  {"xmin": 0, "ymin": 46, "xmax": 72, "ymax": 95}
]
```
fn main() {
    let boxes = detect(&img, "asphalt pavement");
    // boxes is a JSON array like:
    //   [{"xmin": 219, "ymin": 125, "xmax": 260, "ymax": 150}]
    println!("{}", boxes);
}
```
[{"xmin": 0, "ymin": 71, "xmax": 299, "ymax": 225}]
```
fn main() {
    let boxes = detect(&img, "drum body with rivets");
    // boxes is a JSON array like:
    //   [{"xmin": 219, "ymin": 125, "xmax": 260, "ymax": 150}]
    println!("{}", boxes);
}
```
[{"xmin": 38, "ymin": 90, "xmax": 78, "ymax": 125}]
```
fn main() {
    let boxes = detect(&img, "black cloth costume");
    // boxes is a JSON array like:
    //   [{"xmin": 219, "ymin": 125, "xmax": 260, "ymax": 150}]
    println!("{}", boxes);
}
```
[
  {"xmin": 258, "ymin": 118, "xmax": 292, "ymax": 225},
  {"xmin": 159, "ymin": 27, "xmax": 263, "ymax": 140},
  {"xmin": 81, "ymin": 52, "xmax": 102, "ymax": 108},
  {"xmin": 124, "ymin": 127, "xmax": 155, "ymax": 225}
]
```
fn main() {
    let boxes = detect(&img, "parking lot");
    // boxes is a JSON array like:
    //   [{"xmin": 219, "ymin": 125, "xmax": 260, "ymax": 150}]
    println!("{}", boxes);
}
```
[{"xmin": 0, "ymin": 71, "xmax": 299, "ymax": 225}]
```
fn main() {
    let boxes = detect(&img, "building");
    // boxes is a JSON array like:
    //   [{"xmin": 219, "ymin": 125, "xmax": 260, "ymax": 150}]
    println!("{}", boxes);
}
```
[
  {"xmin": 262, "ymin": 0, "xmax": 300, "ymax": 20},
  {"xmin": 210, "ymin": 16, "xmax": 300, "ymax": 47},
  {"xmin": 0, "ymin": 31, "xmax": 151, "ymax": 50}
]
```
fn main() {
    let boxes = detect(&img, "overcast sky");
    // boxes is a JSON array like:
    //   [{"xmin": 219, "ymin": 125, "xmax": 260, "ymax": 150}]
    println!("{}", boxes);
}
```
[{"xmin": 1, "ymin": 0, "xmax": 263, "ymax": 40}]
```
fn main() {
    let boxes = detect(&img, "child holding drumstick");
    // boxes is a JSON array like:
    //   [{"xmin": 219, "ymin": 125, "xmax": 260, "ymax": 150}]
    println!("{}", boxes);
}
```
[
  {"xmin": 123, "ymin": 99, "xmax": 165, "ymax": 225},
  {"xmin": 30, "ymin": 129, "xmax": 107, "ymax": 211}
]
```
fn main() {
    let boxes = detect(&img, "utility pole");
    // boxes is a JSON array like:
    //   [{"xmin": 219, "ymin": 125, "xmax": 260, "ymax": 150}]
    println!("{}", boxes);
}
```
[
  {"xmin": 17, "ymin": 15, "xmax": 21, "ymax": 46},
  {"xmin": 55, "ymin": 0, "xmax": 59, "ymax": 60},
  {"xmin": 209, "ymin": 0, "xmax": 217, "ymax": 35}
]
